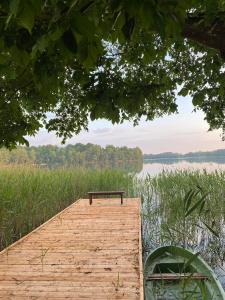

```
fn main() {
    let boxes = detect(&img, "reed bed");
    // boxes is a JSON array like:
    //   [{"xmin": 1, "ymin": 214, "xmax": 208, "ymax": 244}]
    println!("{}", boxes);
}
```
[
  {"xmin": 0, "ymin": 166, "xmax": 134, "ymax": 250},
  {"xmin": 138, "ymin": 170, "xmax": 225, "ymax": 269},
  {"xmin": 2, "ymin": 166, "xmax": 225, "ymax": 273}
]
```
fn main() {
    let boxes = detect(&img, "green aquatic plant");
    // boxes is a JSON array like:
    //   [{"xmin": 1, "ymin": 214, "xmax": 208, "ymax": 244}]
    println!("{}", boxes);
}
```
[
  {"xmin": 0, "ymin": 166, "xmax": 134, "ymax": 250},
  {"xmin": 140, "ymin": 170, "xmax": 224, "ymax": 267}
]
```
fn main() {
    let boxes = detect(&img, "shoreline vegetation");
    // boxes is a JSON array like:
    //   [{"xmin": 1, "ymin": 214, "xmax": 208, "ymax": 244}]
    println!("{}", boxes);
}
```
[
  {"xmin": 1, "ymin": 165, "xmax": 225, "ymax": 294},
  {"xmin": 138, "ymin": 170, "xmax": 225, "ymax": 276},
  {"xmin": 0, "ymin": 144, "xmax": 143, "ymax": 168},
  {"xmin": 0, "ymin": 166, "xmax": 135, "ymax": 250},
  {"xmin": 1, "ymin": 143, "xmax": 225, "ymax": 170},
  {"xmin": 144, "ymin": 148, "xmax": 225, "ymax": 161},
  {"xmin": 1, "ymin": 165, "xmax": 225, "ymax": 270}
]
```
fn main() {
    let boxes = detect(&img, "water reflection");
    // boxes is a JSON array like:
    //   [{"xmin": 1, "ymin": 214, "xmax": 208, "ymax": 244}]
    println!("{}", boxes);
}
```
[
  {"xmin": 48, "ymin": 160, "xmax": 143, "ymax": 173},
  {"xmin": 140, "ymin": 158, "xmax": 225, "ymax": 176},
  {"xmin": 94, "ymin": 160, "xmax": 143, "ymax": 173}
]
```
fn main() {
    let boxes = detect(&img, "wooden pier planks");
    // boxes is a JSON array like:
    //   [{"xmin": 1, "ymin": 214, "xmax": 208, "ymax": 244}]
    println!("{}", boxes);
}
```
[{"xmin": 0, "ymin": 198, "xmax": 143, "ymax": 299}]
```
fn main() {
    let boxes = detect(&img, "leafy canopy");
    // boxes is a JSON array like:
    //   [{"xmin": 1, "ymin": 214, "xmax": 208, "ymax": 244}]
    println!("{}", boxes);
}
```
[{"xmin": 1, "ymin": 0, "xmax": 225, "ymax": 147}]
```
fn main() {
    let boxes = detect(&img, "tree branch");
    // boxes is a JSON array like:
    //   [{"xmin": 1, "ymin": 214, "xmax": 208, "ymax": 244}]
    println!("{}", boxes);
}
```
[{"xmin": 183, "ymin": 13, "xmax": 225, "ymax": 60}]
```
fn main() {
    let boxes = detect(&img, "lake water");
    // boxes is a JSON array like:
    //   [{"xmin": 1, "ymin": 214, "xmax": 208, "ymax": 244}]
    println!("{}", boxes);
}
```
[{"xmin": 140, "ymin": 157, "xmax": 225, "ymax": 176}]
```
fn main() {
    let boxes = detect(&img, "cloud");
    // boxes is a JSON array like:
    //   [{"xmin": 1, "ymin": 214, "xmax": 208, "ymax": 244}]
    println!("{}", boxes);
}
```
[{"xmin": 92, "ymin": 128, "xmax": 112, "ymax": 135}]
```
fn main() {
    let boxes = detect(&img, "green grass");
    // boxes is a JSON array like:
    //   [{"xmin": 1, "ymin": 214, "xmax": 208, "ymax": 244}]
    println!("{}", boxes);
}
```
[{"xmin": 0, "ymin": 166, "xmax": 134, "ymax": 250}]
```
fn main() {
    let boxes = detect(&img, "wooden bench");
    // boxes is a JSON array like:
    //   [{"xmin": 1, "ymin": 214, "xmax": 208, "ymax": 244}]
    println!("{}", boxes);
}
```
[{"xmin": 88, "ymin": 191, "xmax": 125, "ymax": 205}]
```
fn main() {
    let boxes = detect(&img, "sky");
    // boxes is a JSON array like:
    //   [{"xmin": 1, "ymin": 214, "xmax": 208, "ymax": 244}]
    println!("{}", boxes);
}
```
[{"xmin": 28, "ymin": 95, "xmax": 225, "ymax": 154}]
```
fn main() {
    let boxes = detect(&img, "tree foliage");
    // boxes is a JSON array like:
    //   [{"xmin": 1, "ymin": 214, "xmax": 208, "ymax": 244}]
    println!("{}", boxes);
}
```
[
  {"xmin": 1, "ymin": 0, "xmax": 225, "ymax": 147},
  {"xmin": 0, "ymin": 143, "xmax": 143, "ymax": 172}
]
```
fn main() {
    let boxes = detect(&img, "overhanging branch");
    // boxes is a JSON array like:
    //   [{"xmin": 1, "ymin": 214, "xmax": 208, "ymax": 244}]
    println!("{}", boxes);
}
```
[{"xmin": 183, "ymin": 13, "xmax": 225, "ymax": 60}]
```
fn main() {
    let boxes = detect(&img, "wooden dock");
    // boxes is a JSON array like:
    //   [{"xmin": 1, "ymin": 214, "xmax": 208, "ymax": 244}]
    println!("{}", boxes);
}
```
[{"xmin": 0, "ymin": 198, "xmax": 143, "ymax": 299}]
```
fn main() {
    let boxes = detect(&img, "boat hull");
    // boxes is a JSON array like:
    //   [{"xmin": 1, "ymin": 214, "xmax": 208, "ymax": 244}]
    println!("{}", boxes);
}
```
[{"xmin": 144, "ymin": 246, "xmax": 225, "ymax": 300}]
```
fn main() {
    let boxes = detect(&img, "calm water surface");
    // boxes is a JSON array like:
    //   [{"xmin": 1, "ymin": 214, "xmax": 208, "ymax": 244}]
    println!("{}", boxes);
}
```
[{"xmin": 140, "ymin": 158, "xmax": 225, "ymax": 176}]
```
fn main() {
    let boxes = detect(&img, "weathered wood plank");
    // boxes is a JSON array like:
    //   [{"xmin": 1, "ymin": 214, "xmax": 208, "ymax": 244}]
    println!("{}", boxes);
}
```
[
  {"xmin": 146, "ymin": 273, "xmax": 208, "ymax": 281},
  {"xmin": 0, "ymin": 198, "xmax": 143, "ymax": 299},
  {"xmin": 0, "ymin": 272, "xmax": 139, "ymax": 281}
]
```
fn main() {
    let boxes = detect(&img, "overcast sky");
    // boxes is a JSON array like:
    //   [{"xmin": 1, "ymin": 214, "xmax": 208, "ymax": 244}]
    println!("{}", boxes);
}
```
[{"xmin": 28, "ymin": 95, "xmax": 225, "ymax": 154}]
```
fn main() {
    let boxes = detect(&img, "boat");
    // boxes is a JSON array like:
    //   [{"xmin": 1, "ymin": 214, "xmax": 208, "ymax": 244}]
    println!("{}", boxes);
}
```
[{"xmin": 144, "ymin": 245, "xmax": 225, "ymax": 300}]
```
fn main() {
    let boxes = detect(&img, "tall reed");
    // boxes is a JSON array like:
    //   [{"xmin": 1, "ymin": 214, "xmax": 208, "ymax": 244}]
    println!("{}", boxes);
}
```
[
  {"xmin": 138, "ymin": 170, "xmax": 225, "ymax": 268},
  {"xmin": 0, "ymin": 166, "xmax": 134, "ymax": 250}
]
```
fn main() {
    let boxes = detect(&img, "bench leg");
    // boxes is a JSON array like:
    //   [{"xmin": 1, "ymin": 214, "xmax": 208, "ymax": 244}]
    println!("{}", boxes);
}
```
[
  {"xmin": 121, "ymin": 194, "xmax": 123, "ymax": 205},
  {"xmin": 89, "ymin": 195, "xmax": 92, "ymax": 205}
]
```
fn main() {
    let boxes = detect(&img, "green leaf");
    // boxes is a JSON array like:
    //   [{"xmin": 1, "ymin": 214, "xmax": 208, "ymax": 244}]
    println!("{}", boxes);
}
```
[
  {"xmin": 71, "ymin": 12, "xmax": 95, "ymax": 37},
  {"xmin": 198, "ymin": 193, "xmax": 209, "ymax": 215},
  {"xmin": 6, "ymin": 0, "xmax": 20, "ymax": 26},
  {"xmin": 78, "ymin": 37, "xmax": 88, "ymax": 62},
  {"xmin": 11, "ymin": 46, "xmax": 30, "ymax": 66},
  {"xmin": 18, "ymin": 1, "xmax": 35, "ymax": 33},
  {"xmin": 32, "ymin": 35, "xmax": 50, "ymax": 58},
  {"xmin": 184, "ymin": 189, "xmax": 198, "ymax": 213},
  {"xmin": 183, "ymin": 252, "xmax": 201, "ymax": 271},
  {"xmin": 192, "ymin": 92, "xmax": 205, "ymax": 106},
  {"xmin": 185, "ymin": 193, "xmax": 207, "ymax": 217},
  {"xmin": 197, "ymin": 280, "xmax": 207, "ymax": 300},
  {"xmin": 30, "ymin": 0, "xmax": 43, "ymax": 13},
  {"xmin": 202, "ymin": 221, "xmax": 219, "ymax": 238},
  {"xmin": 179, "ymin": 87, "xmax": 189, "ymax": 97},
  {"xmin": 50, "ymin": 27, "xmax": 64, "ymax": 41}
]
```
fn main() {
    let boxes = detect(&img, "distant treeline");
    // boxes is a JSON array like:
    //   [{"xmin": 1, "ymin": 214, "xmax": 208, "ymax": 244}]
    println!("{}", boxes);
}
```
[
  {"xmin": 0, "ymin": 144, "xmax": 143, "ymax": 170},
  {"xmin": 144, "ymin": 149, "xmax": 225, "ymax": 160}
]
